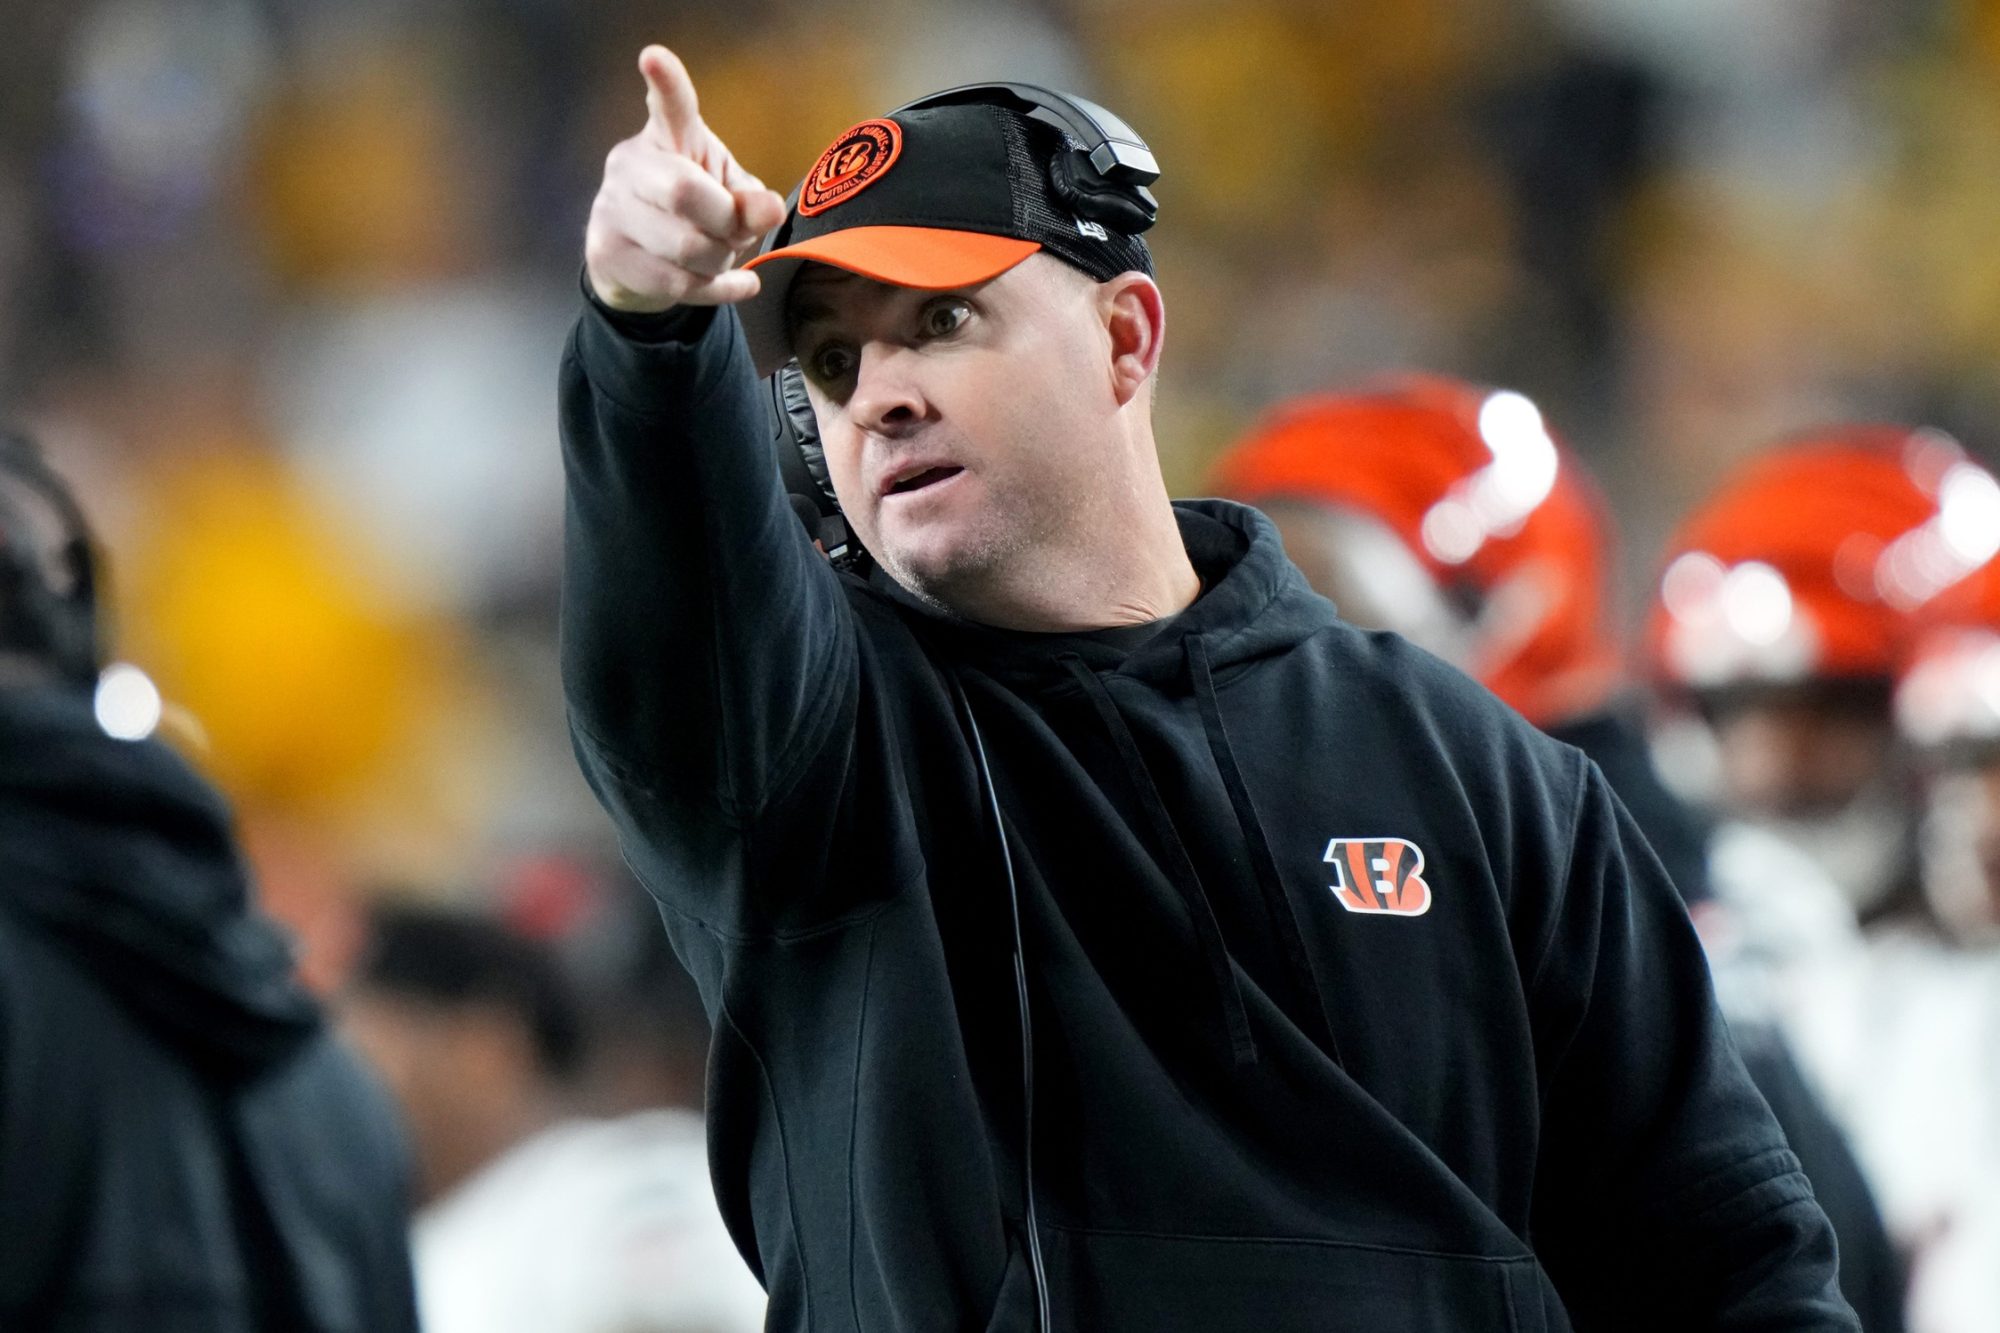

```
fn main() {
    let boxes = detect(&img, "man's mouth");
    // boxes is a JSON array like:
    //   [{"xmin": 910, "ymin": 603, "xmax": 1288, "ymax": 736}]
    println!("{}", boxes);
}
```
[{"xmin": 884, "ymin": 465, "xmax": 964, "ymax": 496}]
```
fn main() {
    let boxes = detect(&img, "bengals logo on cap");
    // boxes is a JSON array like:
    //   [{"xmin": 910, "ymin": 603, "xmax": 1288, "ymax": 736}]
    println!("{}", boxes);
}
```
[
  {"xmin": 798, "ymin": 118, "xmax": 903, "ymax": 217},
  {"xmin": 1323, "ymin": 837, "xmax": 1434, "ymax": 916}
]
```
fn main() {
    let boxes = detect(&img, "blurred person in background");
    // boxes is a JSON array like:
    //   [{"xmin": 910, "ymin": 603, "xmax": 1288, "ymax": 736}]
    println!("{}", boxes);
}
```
[
  {"xmin": 342, "ymin": 898, "xmax": 764, "ymax": 1333},
  {"xmin": 1211, "ymin": 377, "xmax": 1904, "ymax": 1332},
  {"xmin": 0, "ymin": 431, "xmax": 419, "ymax": 1331},
  {"xmin": 1643, "ymin": 430, "xmax": 2000, "ymax": 1329},
  {"xmin": 1899, "ymin": 556, "xmax": 2000, "ymax": 958},
  {"xmin": 1644, "ymin": 430, "xmax": 2000, "ymax": 935},
  {"xmin": 1639, "ymin": 434, "xmax": 2000, "ymax": 1036},
  {"xmin": 1844, "ymin": 553, "xmax": 2000, "ymax": 1333},
  {"xmin": 494, "ymin": 851, "xmax": 716, "ymax": 1119}
]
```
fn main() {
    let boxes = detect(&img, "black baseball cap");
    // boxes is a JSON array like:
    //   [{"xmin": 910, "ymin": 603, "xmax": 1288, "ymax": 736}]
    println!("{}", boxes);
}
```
[{"xmin": 739, "ymin": 100, "xmax": 1154, "ymax": 377}]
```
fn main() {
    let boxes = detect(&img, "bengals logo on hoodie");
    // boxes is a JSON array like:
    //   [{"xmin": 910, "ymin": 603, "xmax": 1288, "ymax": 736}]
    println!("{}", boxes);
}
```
[{"xmin": 1323, "ymin": 837, "xmax": 1433, "ymax": 916}]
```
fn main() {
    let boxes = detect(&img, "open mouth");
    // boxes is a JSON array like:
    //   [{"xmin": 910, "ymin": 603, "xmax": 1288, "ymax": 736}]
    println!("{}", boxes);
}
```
[{"xmin": 887, "ymin": 465, "xmax": 963, "ymax": 496}]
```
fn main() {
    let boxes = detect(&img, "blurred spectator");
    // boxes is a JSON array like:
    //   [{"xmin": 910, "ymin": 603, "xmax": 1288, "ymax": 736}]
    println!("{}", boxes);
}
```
[
  {"xmin": 494, "ymin": 851, "xmax": 713, "ymax": 1118},
  {"xmin": 343, "ymin": 898, "xmax": 764, "ymax": 1333},
  {"xmin": 0, "ymin": 432, "xmax": 419, "ymax": 1331},
  {"xmin": 1211, "ymin": 378, "xmax": 1905, "ymax": 1331}
]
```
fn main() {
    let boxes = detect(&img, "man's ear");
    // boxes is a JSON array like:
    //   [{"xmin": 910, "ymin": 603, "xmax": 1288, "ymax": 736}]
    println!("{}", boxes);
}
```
[{"xmin": 1101, "ymin": 272, "xmax": 1164, "ymax": 408}]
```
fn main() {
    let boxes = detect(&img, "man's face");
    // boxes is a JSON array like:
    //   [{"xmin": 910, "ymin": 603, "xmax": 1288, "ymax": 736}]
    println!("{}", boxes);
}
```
[
  {"xmin": 787, "ymin": 255, "xmax": 1131, "ymax": 608},
  {"xmin": 1704, "ymin": 686, "xmax": 1914, "ymax": 912},
  {"xmin": 1708, "ymin": 693, "xmax": 1897, "ymax": 820}
]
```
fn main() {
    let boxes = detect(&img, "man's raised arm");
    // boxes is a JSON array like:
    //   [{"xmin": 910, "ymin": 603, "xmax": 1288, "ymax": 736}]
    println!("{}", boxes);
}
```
[{"xmin": 560, "ymin": 47, "xmax": 848, "ymax": 831}]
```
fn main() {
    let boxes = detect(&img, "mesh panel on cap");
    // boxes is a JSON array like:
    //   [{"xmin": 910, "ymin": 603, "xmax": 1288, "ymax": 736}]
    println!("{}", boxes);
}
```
[{"xmin": 999, "ymin": 110, "xmax": 1154, "ymax": 282}]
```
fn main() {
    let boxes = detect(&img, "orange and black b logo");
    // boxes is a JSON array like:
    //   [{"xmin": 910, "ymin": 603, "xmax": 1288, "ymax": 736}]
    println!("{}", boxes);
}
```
[
  {"xmin": 799, "ymin": 119, "xmax": 903, "ymax": 217},
  {"xmin": 1323, "ymin": 838, "xmax": 1433, "ymax": 916}
]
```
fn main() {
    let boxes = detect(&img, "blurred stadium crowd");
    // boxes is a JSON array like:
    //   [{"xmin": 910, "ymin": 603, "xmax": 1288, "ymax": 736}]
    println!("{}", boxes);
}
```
[{"xmin": 6, "ymin": 0, "xmax": 2000, "ymax": 1330}]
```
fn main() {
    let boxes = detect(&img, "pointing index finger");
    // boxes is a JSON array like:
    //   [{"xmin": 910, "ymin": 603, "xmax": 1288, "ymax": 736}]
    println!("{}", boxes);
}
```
[{"xmin": 638, "ymin": 45, "xmax": 702, "ymax": 147}]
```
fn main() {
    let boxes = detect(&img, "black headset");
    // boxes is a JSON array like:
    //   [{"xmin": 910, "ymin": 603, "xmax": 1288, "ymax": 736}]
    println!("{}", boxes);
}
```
[
  {"xmin": 765, "ymin": 83, "xmax": 1161, "ymax": 571},
  {"xmin": 0, "ymin": 430, "xmax": 104, "ymax": 687}
]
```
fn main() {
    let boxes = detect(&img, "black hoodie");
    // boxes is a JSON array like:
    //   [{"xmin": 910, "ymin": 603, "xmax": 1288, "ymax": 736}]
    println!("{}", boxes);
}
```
[
  {"xmin": 560, "ymin": 301, "xmax": 1855, "ymax": 1332},
  {"xmin": 0, "ymin": 684, "xmax": 419, "ymax": 1332}
]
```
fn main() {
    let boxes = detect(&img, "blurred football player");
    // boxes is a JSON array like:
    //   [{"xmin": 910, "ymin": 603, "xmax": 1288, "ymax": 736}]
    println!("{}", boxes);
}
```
[{"xmin": 1644, "ymin": 429, "xmax": 2000, "ymax": 928}]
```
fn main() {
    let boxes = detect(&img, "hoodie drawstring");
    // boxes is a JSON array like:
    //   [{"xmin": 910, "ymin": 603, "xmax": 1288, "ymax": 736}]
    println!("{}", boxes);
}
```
[
  {"xmin": 1061, "ymin": 653, "xmax": 1260, "ymax": 1067},
  {"xmin": 1185, "ymin": 635, "xmax": 1346, "ymax": 1067}
]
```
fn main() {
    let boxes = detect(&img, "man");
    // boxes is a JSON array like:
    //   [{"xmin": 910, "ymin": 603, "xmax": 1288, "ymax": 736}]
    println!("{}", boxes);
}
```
[
  {"xmin": 562, "ymin": 46, "xmax": 1853, "ymax": 1330},
  {"xmin": 1857, "ymin": 553, "xmax": 2000, "ymax": 1332},
  {"xmin": 342, "ymin": 900, "xmax": 765, "ymax": 1333},
  {"xmin": 1645, "ymin": 432, "xmax": 2000, "ymax": 1329},
  {"xmin": 1643, "ymin": 429, "xmax": 2000, "ymax": 929},
  {"xmin": 0, "ymin": 432, "xmax": 419, "ymax": 1331},
  {"xmin": 1898, "ymin": 554, "xmax": 2000, "ymax": 950},
  {"xmin": 1210, "ymin": 376, "xmax": 1905, "ymax": 1331}
]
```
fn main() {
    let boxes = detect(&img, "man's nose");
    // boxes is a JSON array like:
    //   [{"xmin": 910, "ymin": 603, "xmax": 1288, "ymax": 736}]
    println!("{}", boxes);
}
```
[{"xmin": 849, "ymin": 345, "xmax": 927, "ymax": 437}]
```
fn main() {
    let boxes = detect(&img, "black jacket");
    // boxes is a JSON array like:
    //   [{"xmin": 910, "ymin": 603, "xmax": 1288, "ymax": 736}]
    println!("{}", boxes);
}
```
[
  {"xmin": 0, "ymin": 685, "xmax": 419, "ymax": 1332},
  {"xmin": 560, "ymin": 301, "xmax": 1855, "ymax": 1332}
]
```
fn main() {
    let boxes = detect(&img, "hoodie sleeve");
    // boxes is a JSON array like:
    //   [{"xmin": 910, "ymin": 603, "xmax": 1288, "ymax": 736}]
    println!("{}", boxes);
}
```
[
  {"xmin": 1523, "ymin": 757, "xmax": 1857, "ymax": 1332},
  {"xmin": 558, "ymin": 298, "xmax": 857, "ymax": 918}
]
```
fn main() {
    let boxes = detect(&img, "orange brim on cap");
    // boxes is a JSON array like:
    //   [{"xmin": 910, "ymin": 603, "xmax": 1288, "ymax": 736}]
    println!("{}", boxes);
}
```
[
  {"xmin": 738, "ymin": 226, "xmax": 1040, "ymax": 376},
  {"xmin": 746, "ymin": 225, "xmax": 1040, "ymax": 290}
]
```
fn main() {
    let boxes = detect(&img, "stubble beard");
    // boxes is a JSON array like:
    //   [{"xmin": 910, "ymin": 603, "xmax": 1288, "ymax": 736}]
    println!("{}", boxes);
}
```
[
  {"xmin": 879, "ymin": 507, "xmax": 1034, "ymax": 617},
  {"xmin": 877, "ymin": 474, "xmax": 1083, "ymax": 621}
]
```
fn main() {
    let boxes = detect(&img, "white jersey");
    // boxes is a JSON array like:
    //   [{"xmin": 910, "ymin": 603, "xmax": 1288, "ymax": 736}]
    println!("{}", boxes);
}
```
[
  {"xmin": 1838, "ymin": 938, "xmax": 2000, "ymax": 1333},
  {"xmin": 415, "ymin": 1109, "xmax": 767, "ymax": 1333},
  {"xmin": 1708, "ymin": 822, "xmax": 2000, "ymax": 1332}
]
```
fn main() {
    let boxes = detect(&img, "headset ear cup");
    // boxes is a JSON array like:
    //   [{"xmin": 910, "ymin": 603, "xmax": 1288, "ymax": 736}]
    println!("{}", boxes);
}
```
[
  {"xmin": 769, "ymin": 362, "xmax": 835, "ymax": 513},
  {"xmin": 1048, "ymin": 149, "xmax": 1158, "ymax": 235},
  {"xmin": 778, "ymin": 363, "xmax": 839, "ymax": 511}
]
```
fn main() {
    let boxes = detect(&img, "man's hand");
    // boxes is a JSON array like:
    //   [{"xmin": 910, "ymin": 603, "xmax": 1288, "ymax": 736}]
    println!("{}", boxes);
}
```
[{"xmin": 584, "ymin": 46, "xmax": 789, "ymax": 312}]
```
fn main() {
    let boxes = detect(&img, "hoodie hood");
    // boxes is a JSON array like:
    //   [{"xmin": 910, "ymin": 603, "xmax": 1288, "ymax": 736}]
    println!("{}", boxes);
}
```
[
  {"xmin": 0, "ymin": 684, "xmax": 320, "ymax": 1080},
  {"xmin": 868, "ymin": 499, "xmax": 1339, "ymax": 685},
  {"xmin": 867, "ymin": 499, "xmax": 1348, "ymax": 1068}
]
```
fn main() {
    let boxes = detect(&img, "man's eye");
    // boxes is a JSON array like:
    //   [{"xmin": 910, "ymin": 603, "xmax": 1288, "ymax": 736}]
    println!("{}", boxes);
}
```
[
  {"xmin": 809, "ymin": 345, "xmax": 855, "ymax": 383},
  {"xmin": 920, "ymin": 300, "xmax": 970, "ymax": 339}
]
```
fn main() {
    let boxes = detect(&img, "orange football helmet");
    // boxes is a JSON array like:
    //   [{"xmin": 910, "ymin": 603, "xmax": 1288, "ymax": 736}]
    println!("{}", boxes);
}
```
[
  {"xmin": 1210, "ymin": 375, "xmax": 1619, "ymax": 727},
  {"xmin": 1646, "ymin": 428, "xmax": 2000, "ymax": 695}
]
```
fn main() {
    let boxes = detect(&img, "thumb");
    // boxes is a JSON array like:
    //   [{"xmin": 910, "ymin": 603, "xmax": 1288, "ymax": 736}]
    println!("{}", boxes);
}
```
[
  {"xmin": 721, "ymin": 156, "xmax": 788, "ymax": 239},
  {"xmin": 638, "ymin": 45, "xmax": 702, "ymax": 147},
  {"xmin": 734, "ymin": 183, "xmax": 789, "ymax": 239}
]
